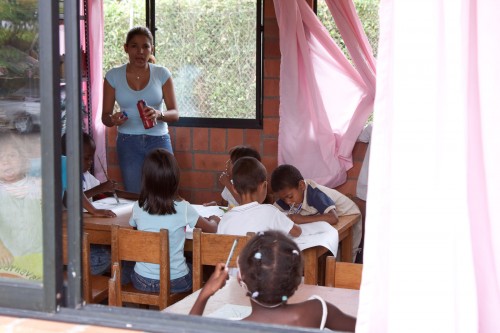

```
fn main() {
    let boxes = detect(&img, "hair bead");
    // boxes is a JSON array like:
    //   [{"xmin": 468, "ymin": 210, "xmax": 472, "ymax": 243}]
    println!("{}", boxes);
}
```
[
  {"xmin": 281, "ymin": 296, "xmax": 288, "ymax": 302},
  {"xmin": 251, "ymin": 291, "xmax": 259, "ymax": 299},
  {"xmin": 254, "ymin": 252, "xmax": 262, "ymax": 260},
  {"xmin": 292, "ymin": 250, "xmax": 299, "ymax": 255}
]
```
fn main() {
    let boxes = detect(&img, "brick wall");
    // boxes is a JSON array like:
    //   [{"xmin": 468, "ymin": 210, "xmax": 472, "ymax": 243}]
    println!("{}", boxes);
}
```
[{"xmin": 105, "ymin": 0, "xmax": 368, "ymax": 208}]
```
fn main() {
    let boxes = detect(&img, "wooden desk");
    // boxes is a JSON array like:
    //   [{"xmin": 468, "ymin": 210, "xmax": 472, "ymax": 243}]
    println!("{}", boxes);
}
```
[
  {"xmin": 302, "ymin": 214, "xmax": 360, "ymax": 285},
  {"xmin": 164, "ymin": 276, "xmax": 359, "ymax": 318}
]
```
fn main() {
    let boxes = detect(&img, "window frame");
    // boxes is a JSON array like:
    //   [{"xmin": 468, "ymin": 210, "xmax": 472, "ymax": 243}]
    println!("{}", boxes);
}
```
[{"xmin": 147, "ymin": 0, "xmax": 264, "ymax": 129}]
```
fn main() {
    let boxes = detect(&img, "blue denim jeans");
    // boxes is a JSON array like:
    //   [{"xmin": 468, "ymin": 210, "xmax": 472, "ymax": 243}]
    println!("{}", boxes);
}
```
[
  {"xmin": 131, "ymin": 265, "xmax": 193, "ymax": 293},
  {"xmin": 116, "ymin": 133, "xmax": 173, "ymax": 193},
  {"xmin": 89, "ymin": 244, "xmax": 111, "ymax": 275}
]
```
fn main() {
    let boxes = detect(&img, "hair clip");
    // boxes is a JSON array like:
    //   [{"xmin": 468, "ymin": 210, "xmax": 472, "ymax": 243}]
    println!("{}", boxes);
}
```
[
  {"xmin": 251, "ymin": 291, "xmax": 259, "ymax": 299},
  {"xmin": 257, "ymin": 231, "xmax": 264, "ymax": 236},
  {"xmin": 292, "ymin": 250, "xmax": 299, "ymax": 255},
  {"xmin": 281, "ymin": 296, "xmax": 288, "ymax": 302},
  {"xmin": 254, "ymin": 252, "xmax": 262, "ymax": 260}
]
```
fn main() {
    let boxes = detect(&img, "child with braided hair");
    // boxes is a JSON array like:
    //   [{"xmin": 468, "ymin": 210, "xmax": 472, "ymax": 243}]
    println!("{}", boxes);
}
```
[{"xmin": 190, "ymin": 230, "xmax": 356, "ymax": 331}]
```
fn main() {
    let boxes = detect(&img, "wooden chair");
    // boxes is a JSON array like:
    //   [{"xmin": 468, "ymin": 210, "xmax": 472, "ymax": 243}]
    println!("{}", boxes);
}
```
[
  {"xmin": 192, "ymin": 228, "xmax": 255, "ymax": 292},
  {"xmin": 324, "ymin": 256, "xmax": 363, "ymax": 290},
  {"xmin": 108, "ymin": 225, "xmax": 189, "ymax": 310},
  {"xmin": 62, "ymin": 230, "xmax": 109, "ymax": 304}
]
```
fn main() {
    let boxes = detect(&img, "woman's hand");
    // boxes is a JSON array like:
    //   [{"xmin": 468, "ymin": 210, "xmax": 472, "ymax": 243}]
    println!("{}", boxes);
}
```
[{"xmin": 108, "ymin": 112, "xmax": 128, "ymax": 127}]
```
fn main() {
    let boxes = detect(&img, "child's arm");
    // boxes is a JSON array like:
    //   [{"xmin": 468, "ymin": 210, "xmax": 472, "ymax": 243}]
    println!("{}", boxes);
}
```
[
  {"xmin": 219, "ymin": 172, "xmax": 241, "ymax": 205},
  {"xmin": 190, "ymin": 263, "xmax": 229, "ymax": 316},
  {"xmin": 82, "ymin": 195, "xmax": 116, "ymax": 218},
  {"xmin": 195, "ymin": 215, "xmax": 220, "ymax": 233},
  {"xmin": 83, "ymin": 180, "xmax": 116, "ymax": 199},
  {"xmin": 325, "ymin": 302, "xmax": 357, "ymax": 332},
  {"xmin": 289, "ymin": 210, "xmax": 339, "ymax": 225},
  {"xmin": 0, "ymin": 241, "xmax": 14, "ymax": 267},
  {"xmin": 114, "ymin": 189, "xmax": 139, "ymax": 201},
  {"xmin": 288, "ymin": 224, "xmax": 302, "ymax": 237}
]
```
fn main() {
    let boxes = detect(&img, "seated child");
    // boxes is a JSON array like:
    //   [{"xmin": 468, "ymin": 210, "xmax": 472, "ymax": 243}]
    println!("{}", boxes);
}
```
[
  {"xmin": 270, "ymin": 164, "xmax": 362, "ymax": 262},
  {"xmin": 0, "ymin": 133, "xmax": 43, "ymax": 280},
  {"xmin": 204, "ymin": 145, "xmax": 262, "ymax": 207},
  {"xmin": 217, "ymin": 157, "xmax": 301, "ymax": 237},
  {"xmin": 129, "ymin": 149, "xmax": 220, "ymax": 293},
  {"xmin": 190, "ymin": 230, "xmax": 356, "ymax": 332}
]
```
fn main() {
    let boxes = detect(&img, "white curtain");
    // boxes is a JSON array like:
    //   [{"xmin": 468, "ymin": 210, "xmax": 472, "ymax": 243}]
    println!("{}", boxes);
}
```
[{"xmin": 357, "ymin": 0, "xmax": 500, "ymax": 332}]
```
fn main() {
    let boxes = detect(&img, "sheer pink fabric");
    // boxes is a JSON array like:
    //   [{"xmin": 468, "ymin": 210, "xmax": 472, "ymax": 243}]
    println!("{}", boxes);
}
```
[
  {"xmin": 87, "ymin": 0, "xmax": 106, "ymax": 181},
  {"xmin": 273, "ymin": 0, "xmax": 374, "ymax": 187},
  {"xmin": 357, "ymin": 1, "xmax": 500, "ymax": 332}
]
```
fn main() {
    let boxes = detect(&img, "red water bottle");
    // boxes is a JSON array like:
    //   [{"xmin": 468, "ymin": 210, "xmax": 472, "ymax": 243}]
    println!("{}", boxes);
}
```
[{"xmin": 137, "ymin": 99, "xmax": 156, "ymax": 129}]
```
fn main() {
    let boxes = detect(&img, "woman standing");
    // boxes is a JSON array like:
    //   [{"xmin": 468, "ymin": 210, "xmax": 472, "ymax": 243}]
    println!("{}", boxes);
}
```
[{"xmin": 102, "ymin": 26, "xmax": 179, "ymax": 193}]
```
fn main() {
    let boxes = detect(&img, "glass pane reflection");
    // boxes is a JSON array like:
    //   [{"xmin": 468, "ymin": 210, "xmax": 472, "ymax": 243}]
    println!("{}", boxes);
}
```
[{"xmin": 0, "ymin": 0, "xmax": 43, "ymax": 282}]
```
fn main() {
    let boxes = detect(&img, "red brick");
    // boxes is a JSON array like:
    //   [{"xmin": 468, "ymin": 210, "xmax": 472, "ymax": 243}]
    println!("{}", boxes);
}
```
[
  {"xmin": 263, "ymin": 78, "xmax": 280, "ymax": 97},
  {"xmin": 192, "ymin": 190, "xmax": 223, "ymax": 206},
  {"xmin": 263, "ymin": 98, "xmax": 280, "ymax": 117},
  {"xmin": 194, "ymin": 154, "xmax": 227, "ymax": 171},
  {"xmin": 352, "ymin": 141, "xmax": 368, "ymax": 161},
  {"xmin": 193, "ymin": 128, "xmax": 209, "ymax": 151},
  {"xmin": 264, "ymin": 38, "xmax": 281, "ymax": 58},
  {"xmin": 262, "ymin": 156, "xmax": 278, "ymax": 176},
  {"xmin": 174, "ymin": 127, "xmax": 191, "ymax": 152},
  {"xmin": 263, "ymin": 117, "xmax": 279, "ymax": 137},
  {"xmin": 227, "ymin": 129, "xmax": 244, "ymax": 149},
  {"xmin": 264, "ymin": 0, "xmax": 276, "ymax": 19},
  {"xmin": 175, "ymin": 151, "xmax": 193, "ymax": 170},
  {"xmin": 264, "ymin": 19, "xmax": 279, "ymax": 38},
  {"xmin": 210, "ymin": 128, "xmax": 226, "ymax": 152},
  {"xmin": 244, "ymin": 129, "xmax": 263, "ymax": 150},
  {"xmin": 181, "ymin": 171, "xmax": 216, "ymax": 189},
  {"xmin": 178, "ymin": 188, "xmax": 194, "ymax": 202},
  {"xmin": 264, "ymin": 59, "xmax": 280, "ymax": 78},
  {"xmin": 263, "ymin": 137, "xmax": 278, "ymax": 157}
]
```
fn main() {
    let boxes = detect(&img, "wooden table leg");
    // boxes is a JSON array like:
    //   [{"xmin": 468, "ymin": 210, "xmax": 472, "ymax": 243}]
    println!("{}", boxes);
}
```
[
  {"xmin": 340, "ymin": 227, "xmax": 353, "ymax": 262},
  {"xmin": 302, "ymin": 248, "xmax": 318, "ymax": 285}
]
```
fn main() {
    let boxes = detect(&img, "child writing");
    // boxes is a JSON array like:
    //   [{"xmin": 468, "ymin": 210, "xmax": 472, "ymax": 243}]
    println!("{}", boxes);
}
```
[
  {"xmin": 204, "ymin": 145, "xmax": 262, "ymax": 207},
  {"xmin": 0, "ymin": 133, "xmax": 43, "ymax": 279},
  {"xmin": 270, "ymin": 164, "xmax": 362, "ymax": 262},
  {"xmin": 129, "ymin": 149, "xmax": 220, "ymax": 293},
  {"xmin": 217, "ymin": 156, "xmax": 301, "ymax": 237},
  {"xmin": 190, "ymin": 230, "xmax": 356, "ymax": 332}
]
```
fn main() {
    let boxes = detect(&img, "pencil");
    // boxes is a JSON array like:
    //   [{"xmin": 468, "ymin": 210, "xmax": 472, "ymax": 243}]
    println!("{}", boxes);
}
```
[
  {"xmin": 225, "ymin": 239, "xmax": 238, "ymax": 268},
  {"xmin": 96, "ymin": 156, "xmax": 120, "ymax": 204}
]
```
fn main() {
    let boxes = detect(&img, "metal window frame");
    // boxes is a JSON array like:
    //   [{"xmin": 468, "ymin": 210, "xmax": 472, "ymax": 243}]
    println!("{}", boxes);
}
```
[{"xmin": 147, "ymin": 0, "xmax": 264, "ymax": 129}]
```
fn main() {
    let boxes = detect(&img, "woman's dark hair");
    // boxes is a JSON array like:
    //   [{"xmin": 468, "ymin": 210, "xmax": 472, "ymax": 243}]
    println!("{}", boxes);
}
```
[
  {"xmin": 126, "ymin": 26, "xmax": 153, "ymax": 45},
  {"xmin": 229, "ymin": 145, "xmax": 261, "ymax": 163},
  {"xmin": 231, "ymin": 157, "xmax": 267, "ymax": 195},
  {"xmin": 238, "ymin": 230, "xmax": 303, "ymax": 305},
  {"xmin": 270, "ymin": 164, "xmax": 304, "ymax": 192},
  {"xmin": 139, "ymin": 149, "xmax": 179, "ymax": 215}
]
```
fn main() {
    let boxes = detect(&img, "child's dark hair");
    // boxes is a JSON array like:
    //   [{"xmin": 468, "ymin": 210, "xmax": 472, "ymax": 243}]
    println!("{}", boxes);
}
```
[
  {"xmin": 126, "ymin": 26, "xmax": 153, "ymax": 45},
  {"xmin": 231, "ymin": 157, "xmax": 267, "ymax": 195},
  {"xmin": 61, "ymin": 132, "xmax": 95, "ymax": 156},
  {"xmin": 139, "ymin": 149, "xmax": 179, "ymax": 215},
  {"xmin": 270, "ymin": 164, "xmax": 304, "ymax": 192},
  {"xmin": 229, "ymin": 145, "xmax": 261, "ymax": 163},
  {"xmin": 238, "ymin": 230, "xmax": 303, "ymax": 306}
]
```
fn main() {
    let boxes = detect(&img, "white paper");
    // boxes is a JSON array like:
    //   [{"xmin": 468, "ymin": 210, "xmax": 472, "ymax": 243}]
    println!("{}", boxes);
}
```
[
  {"xmin": 191, "ymin": 204, "xmax": 226, "ymax": 218},
  {"xmin": 294, "ymin": 221, "xmax": 339, "ymax": 257},
  {"xmin": 91, "ymin": 197, "xmax": 135, "ymax": 214},
  {"xmin": 206, "ymin": 304, "xmax": 251, "ymax": 320}
]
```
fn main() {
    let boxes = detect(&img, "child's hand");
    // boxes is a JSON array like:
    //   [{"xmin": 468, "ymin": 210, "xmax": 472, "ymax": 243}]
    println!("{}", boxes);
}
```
[
  {"xmin": 219, "ymin": 172, "xmax": 231, "ymax": 188},
  {"xmin": 203, "ymin": 201, "xmax": 217, "ymax": 206},
  {"xmin": 0, "ymin": 243, "xmax": 14, "ymax": 267},
  {"xmin": 207, "ymin": 215, "xmax": 221, "ymax": 224},
  {"xmin": 200, "ymin": 263, "xmax": 229, "ymax": 297},
  {"xmin": 100, "ymin": 180, "xmax": 116, "ymax": 193},
  {"xmin": 90, "ymin": 208, "xmax": 116, "ymax": 218}
]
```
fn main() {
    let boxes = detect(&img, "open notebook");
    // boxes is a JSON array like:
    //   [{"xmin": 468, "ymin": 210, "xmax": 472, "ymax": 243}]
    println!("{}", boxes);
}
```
[{"xmin": 91, "ymin": 197, "xmax": 135, "ymax": 214}]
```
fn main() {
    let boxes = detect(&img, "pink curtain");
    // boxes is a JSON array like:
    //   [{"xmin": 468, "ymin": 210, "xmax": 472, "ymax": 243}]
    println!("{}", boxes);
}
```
[
  {"xmin": 87, "ymin": 0, "xmax": 106, "ymax": 181},
  {"xmin": 357, "ymin": 0, "xmax": 500, "ymax": 332},
  {"xmin": 273, "ymin": 0, "xmax": 374, "ymax": 187}
]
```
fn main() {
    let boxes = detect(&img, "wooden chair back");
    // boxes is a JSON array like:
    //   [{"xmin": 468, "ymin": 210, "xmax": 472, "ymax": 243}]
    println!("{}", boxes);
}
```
[
  {"xmin": 108, "ymin": 225, "xmax": 188, "ymax": 310},
  {"xmin": 324, "ymin": 256, "xmax": 363, "ymax": 290},
  {"xmin": 192, "ymin": 228, "xmax": 255, "ymax": 292},
  {"xmin": 62, "ymin": 230, "xmax": 109, "ymax": 304}
]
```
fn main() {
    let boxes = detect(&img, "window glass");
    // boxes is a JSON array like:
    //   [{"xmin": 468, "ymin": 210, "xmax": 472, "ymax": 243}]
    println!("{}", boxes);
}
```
[{"xmin": 0, "ymin": 0, "xmax": 43, "ymax": 283}]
